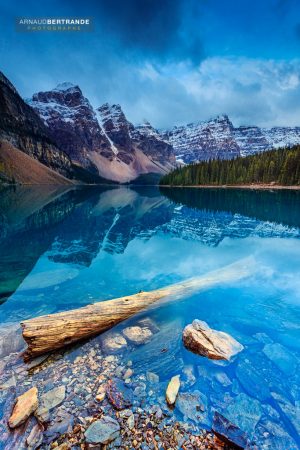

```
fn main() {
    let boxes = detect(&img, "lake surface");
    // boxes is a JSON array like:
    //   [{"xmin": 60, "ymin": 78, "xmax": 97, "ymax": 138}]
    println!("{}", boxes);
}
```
[{"xmin": 0, "ymin": 185, "xmax": 300, "ymax": 449}]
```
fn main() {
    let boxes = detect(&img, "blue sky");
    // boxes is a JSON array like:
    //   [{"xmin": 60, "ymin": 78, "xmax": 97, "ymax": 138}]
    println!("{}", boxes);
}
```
[{"xmin": 1, "ymin": 0, "xmax": 300, "ymax": 128}]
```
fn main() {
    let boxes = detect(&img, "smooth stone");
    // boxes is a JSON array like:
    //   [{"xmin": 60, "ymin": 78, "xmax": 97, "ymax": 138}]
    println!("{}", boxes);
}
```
[
  {"xmin": 9, "ymin": 387, "xmax": 38, "ymax": 428},
  {"xmin": 122, "ymin": 326, "xmax": 153, "ymax": 345},
  {"xmin": 101, "ymin": 333, "xmax": 127, "ymax": 353},
  {"xmin": 85, "ymin": 416, "xmax": 120, "ymax": 444},
  {"xmin": 123, "ymin": 368, "xmax": 133, "ymax": 379},
  {"xmin": 183, "ymin": 320, "xmax": 243, "ymax": 360},
  {"xmin": 96, "ymin": 392, "xmax": 106, "ymax": 402},
  {"xmin": 166, "ymin": 375, "xmax": 180, "ymax": 406},
  {"xmin": 212, "ymin": 412, "xmax": 248, "ymax": 449}
]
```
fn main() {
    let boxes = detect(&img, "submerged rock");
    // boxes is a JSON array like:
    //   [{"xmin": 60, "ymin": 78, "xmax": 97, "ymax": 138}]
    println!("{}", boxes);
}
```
[
  {"xmin": 181, "ymin": 365, "xmax": 196, "ymax": 387},
  {"xmin": 0, "ymin": 375, "xmax": 17, "ymax": 390},
  {"xmin": 226, "ymin": 393, "xmax": 262, "ymax": 436},
  {"xmin": 146, "ymin": 371, "xmax": 159, "ymax": 384},
  {"xmin": 101, "ymin": 332, "xmax": 127, "ymax": 353},
  {"xmin": 183, "ymin": 320, "xmax": 243, "ymax": 360},
  {"xmin": 129, "ymin": 319, "xmax": 184, "ymax": 377},
  {"xmin": 85, "ymin": 416, "xmax": 120, "ymax": 444},
  {"xmin": 263, "ymin": 342, "xmax": 297, "ymax": 376},
  {"xmin": 176, "ymin": 390, "xmax": 208, "ymax": 424},
  {"xmin": 166, "ymin": 375, "xmax": 180, "ymax": 406},
  {"xmin": 35, "ymin": 385, "xmax": 65, "ymax": 421},
  {"xmin": 137, "ymin": 317, "xmax": 160, "ymax": 334},
  {"xmin": 26, "ymin": 354, "xmax": 49, "ymax": 370},
  {"xmin": 122, "ymin": 326, "xmax": 153, "ymax": 345},
  {"xmin": 106, "ymin": 378, "xmax": 133, "ymax": 410},
  {"xmin": 8, "ymin": 387, "xmax": 38, "ymax": 428},
  {"xmin": 235, "ymin": 357, "xmax": 270, "ymax": 401},
  {"xmin": 26, "ymin": 423, "xmax": 44, "ymax": 450},
  {"xmin": 0, "ymin": 323, "xmax": 25, "ymax": 358},
  {"xmin": 212, "ymin": 411, "xmax": 248, "ymax": 449}
]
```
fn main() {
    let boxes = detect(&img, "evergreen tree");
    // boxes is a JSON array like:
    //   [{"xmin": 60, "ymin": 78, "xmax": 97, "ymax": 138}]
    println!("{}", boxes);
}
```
[{"xmin": 160, "ymin": 146, "xmax": 300, "ymax": 187}]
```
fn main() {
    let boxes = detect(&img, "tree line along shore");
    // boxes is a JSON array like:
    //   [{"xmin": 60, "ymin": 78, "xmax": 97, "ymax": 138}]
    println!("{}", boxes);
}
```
[{"xmin": 160, "ymin": 146, "xmax": 300, "ymax": 187}]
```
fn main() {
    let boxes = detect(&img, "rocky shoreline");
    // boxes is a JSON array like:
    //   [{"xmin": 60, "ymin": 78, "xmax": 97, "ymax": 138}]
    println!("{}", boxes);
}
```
[{"xmin": 0, "ymin": 317, "xmax": 250, "ymax": 449}]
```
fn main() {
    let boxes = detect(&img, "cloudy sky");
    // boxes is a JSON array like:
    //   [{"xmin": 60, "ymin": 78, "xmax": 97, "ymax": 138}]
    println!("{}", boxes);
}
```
[{"xmin": 1, "ymin": 0, "xmax": 300, "ymax": 128}]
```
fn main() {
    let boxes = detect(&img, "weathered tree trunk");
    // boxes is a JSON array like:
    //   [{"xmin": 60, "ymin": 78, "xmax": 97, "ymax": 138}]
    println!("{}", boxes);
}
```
[{"xmin": 21, "ymin": 257, "xmax": 254, "ymax": 360}]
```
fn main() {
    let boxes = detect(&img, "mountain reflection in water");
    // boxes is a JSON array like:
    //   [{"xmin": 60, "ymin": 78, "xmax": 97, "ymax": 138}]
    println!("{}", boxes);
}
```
[{"xmin": 0, "ymin": 185, "xmax": 299, "ymax": 306}]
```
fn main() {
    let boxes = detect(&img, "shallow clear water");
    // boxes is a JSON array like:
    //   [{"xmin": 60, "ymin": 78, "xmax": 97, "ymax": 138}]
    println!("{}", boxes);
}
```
[{"xmin": 0, "ymin": 186, "xmax": 300, "ymax": 448}]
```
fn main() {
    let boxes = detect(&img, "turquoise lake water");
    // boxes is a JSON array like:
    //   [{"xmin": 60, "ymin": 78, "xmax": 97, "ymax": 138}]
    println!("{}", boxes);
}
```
[{"xmin": 0, "ymin": 186, "xmax": 299, "ymax": 448}]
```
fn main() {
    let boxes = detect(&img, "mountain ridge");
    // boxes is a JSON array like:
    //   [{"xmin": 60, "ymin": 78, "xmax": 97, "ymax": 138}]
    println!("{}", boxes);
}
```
[
  {"xmin": 28, "ymin": 86, "xmax": 176, "ymax": 183},
  {"xmin": 161, "ymin": 115, "xmax": 300, "ymax": 163},
  {"xmin": 1, "ymin": 70, "xmax": 300, "ymax": 185}
]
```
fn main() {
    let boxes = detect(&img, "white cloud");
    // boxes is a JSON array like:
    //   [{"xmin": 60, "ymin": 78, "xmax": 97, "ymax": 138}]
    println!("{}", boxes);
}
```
[{"xmin": 117, "ymin": 57, "xmax": 300, "ymax": 128}]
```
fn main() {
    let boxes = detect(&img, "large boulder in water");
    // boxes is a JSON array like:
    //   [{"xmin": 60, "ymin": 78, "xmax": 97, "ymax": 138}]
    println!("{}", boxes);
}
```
[{"xmin": 182, "ymin": 320, "xmax": 243, "ymax": 360}]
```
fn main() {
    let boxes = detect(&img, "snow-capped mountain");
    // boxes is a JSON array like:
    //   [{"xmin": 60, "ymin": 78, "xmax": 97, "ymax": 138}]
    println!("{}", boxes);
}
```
[
  {"xmin": 28, "ymin": 86, "xmax": 176, "ymax": 182},
  {"xmin": 263, "ymin": 127, "xmax": 300, "ymax": 149},
  {"xmin": 27, "ymin": 83, "xmax": 113, "ymax": 172},
  {"xmin": 162, "ymin": 115, "xmax": 300, "ymax": 163},
  {"xmin": 162, "ymin": 115, "xmax": 240, "ymax": 163}
]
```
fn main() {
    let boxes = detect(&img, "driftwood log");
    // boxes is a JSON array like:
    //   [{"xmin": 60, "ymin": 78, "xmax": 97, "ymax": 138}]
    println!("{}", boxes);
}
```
[{"xmin": 21, "ymin": 257, "xmax": 254, "ymax": 360}]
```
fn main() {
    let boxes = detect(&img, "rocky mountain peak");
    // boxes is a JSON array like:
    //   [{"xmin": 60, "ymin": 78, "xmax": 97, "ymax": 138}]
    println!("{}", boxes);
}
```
[
  {"xmin": 54, "ymin": 82, "xmax": 78, "ymax": 91},
  {"xmin": 97, "ymin": 103, "xmax": 134, "ymax": 150},
  {"xmin": 31, "ymin": 82, "xmax": 87, "ymax": 109},
  {"xmin": 134, "ymin": 121, "xmax": 164, "ymax": 141},
  {"xmin": 98, "ymin": 103, "xmax": 132, "ymax": 132},
  {"xmin": 28, "ymin": 84, "xmax": 112, "ymax": 169}
]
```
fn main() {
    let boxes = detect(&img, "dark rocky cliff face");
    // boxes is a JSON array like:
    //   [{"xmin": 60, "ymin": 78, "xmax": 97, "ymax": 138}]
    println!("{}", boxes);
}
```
[
  {"xmin": 29, "ymin": 83, "xmax": 113, "ymax": 172},
  {"xmin": 98, "ymin": 104, "xmax": 176, "ymax": 167},
  {"xmin": 131, "ymin": 122, "xmax": 176, "ymax": 166},
  {"xmin": 97, "ymin": 103, "xmax": 135, "ymax": 165},
  {"xmin": 0, "ymin": 72, "xmax": 73, "ymax": 178}
]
